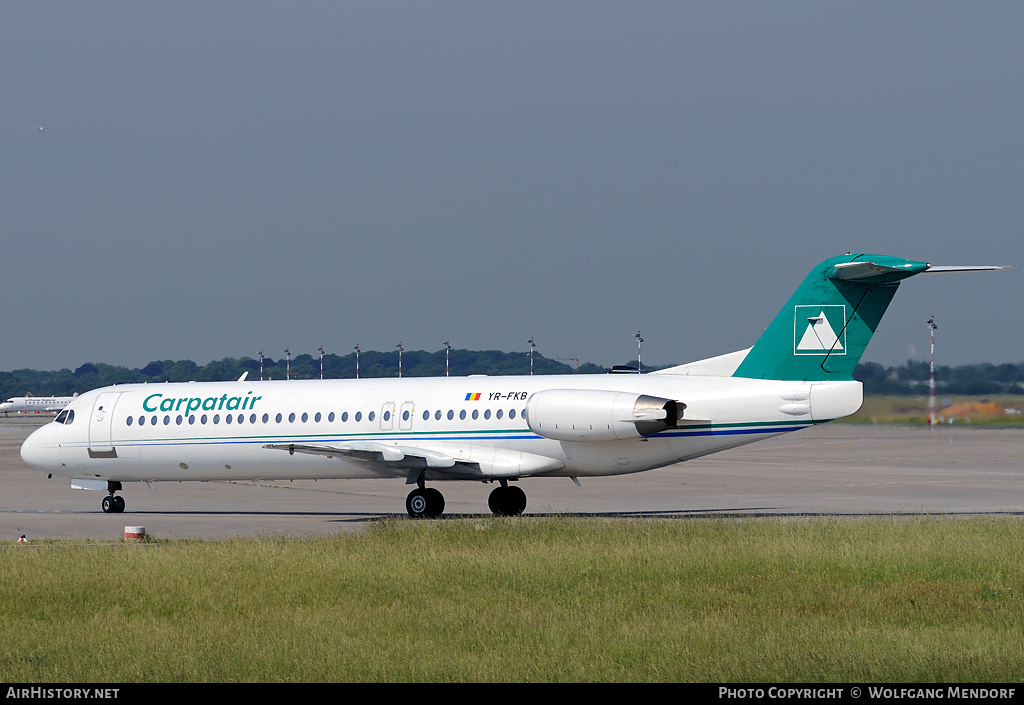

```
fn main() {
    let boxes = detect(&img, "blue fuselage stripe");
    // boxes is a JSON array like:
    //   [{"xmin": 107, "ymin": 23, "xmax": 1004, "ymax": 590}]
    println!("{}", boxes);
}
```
[{"xmin": 82, "ymin": 422, "xmax": 808, "ymax": 451}]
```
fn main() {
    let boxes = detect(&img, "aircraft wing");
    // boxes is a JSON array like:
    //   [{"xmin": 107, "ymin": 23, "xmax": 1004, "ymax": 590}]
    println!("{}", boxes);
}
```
[
  {"xmin": 263, "ymin": 441, "xmax": 564, "ymax": 480},
  {"xmin": 264, "ymin": 441, "xmax": 462, "ymax": 468}
]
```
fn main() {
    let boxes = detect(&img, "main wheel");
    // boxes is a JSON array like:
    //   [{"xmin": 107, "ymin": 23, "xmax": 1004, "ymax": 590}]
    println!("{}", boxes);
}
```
[
  {"xmin": 113, "ymin": 495, "xmax": 126, "ymax": 513},
  {"xmin": 488, "ymin": 485, "xmax": 527, "ymax": 516},
  {"xmin": 424, "ymin": 488, "xmax": 445, "ymax": 517},
  {"xmin": 487, "ymin": 486, "xmax": 504, "ymax": 515},
  {"xmin": 406, "ymin": 488, "xmax": 444, "ymax": 519},
  {"xmin": 101, "ymin": 496, "xmax": 114, "ymax": 513},
  {"xmin": 505, "ymin": 485, "xmax": 527, "ymax": 516}
]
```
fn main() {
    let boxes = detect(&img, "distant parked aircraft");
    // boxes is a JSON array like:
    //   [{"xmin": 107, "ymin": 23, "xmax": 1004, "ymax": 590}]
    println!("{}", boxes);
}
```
[{"xmin": 1, "ymin": 395, "xmax": 76, "ymax": 415}]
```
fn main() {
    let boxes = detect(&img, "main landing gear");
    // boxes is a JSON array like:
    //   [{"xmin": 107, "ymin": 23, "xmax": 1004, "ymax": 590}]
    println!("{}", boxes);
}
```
[
  {"xmin": 404, "ymin": 479, "xmax": 527, "ymax": 519},
  {"xmin": 406, "ymin": 486, "xmax": 445, "ymax": 519},
  {"xmin": 100, "ymin": 481, "xmax": 125, "ymax": 514},
  {"xmin": 488, "ymin": 480, "xmax": 527, "ymax": 517}
]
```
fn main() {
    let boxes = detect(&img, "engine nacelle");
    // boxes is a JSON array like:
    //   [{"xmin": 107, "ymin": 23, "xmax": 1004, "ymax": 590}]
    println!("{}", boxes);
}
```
[{"xmin": 525, "ymin": 389, "xmax": 683, "ymax": 442}]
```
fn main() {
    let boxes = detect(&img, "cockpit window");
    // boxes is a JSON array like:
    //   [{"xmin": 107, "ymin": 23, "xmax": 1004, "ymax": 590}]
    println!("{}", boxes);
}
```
[{"xmin": 54, "ymin": 409, "xmax": 75, "ymax": 425}]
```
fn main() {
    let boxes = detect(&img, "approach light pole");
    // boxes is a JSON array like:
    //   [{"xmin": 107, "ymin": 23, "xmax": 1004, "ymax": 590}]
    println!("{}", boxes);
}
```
[
  {"xmin": 636, "ymin": 331, "xmax": 644, "ymax": 373},
  {"xmin": 285, "ymin": 348, "xmax": 291, "ymax": 381},
  {"xmin": 528, "ymin": 337, "xmax": 536, "ymax": 376},
  {"xmin": 258, "ymin": 350, "xmax": 264, "ymax": 382},
  {"xmin": 397, "ymin": 342, "xmax": 403, "ymax": 378},
  {"xmin": 928, "ymin": 316, "xmax": 937, "ymax": 427},
  {"xmin": 354, "ymin": 344, "xmax": 360, "ymax": 379},
  {"xmin": 445, "ymin": 339, "xmax": 451, "ymax": 378},
  {"xmin": 318, "ymin": 345, "xmax": 325, "ymax": 380}
]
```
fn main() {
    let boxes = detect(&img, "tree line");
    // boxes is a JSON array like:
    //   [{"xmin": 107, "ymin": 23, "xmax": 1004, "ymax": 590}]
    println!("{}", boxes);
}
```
[
  {"xmin": 1, "ymin": 350, "xmax": 1022, "ymax": 399},
  {"xmin": 853, "ymin": 361, "xmax": 1024, "ymax": 396},
  {"xmin": 0, "ymin": 349, "xmax": 601, "ymax": 399}
]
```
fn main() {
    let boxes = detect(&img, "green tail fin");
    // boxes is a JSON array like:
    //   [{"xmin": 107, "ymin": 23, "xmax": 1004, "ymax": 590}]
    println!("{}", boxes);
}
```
[{"xmin": 732, "ymin": 254, "xmax": 929, "ymax": 381}]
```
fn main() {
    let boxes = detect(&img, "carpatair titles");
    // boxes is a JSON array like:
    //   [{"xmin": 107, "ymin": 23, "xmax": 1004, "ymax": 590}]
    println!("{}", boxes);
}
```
[{"xmin": 142, "ymin": 392, "xmax": 263, "ymax": 414}]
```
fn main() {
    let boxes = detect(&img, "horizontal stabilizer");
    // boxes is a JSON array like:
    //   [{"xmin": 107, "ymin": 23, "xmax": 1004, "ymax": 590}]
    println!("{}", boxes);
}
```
[
  {"xmin": 832, "ymin": 261, "xmax": 1010, "ymax": 282},
  {"xmin": 923, "ymin": 265, "xmax": 1012, "ymax": 274},
  {"xmin": 829, "ymin": 260, "xmax": 928, "ymax": 282}
]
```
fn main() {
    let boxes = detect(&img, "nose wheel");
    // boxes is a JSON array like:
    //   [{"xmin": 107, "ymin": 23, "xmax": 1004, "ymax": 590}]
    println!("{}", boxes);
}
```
[
  {"xmin": 101, "ymin": 494, "xmax": 125, "ymax": 513},
  {"xmin": 101, "ymin": 482, "xmax": 125, "ymax": 513}
]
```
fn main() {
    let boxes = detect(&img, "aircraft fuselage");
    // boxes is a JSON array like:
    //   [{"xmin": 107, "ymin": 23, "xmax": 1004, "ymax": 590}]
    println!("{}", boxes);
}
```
[{"xmin": 21, "ymin": 374, "xmax": 861, "ymax": 487}]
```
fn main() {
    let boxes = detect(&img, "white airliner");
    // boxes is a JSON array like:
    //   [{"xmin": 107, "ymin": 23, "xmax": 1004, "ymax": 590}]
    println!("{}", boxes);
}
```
[
  {"xmin": 1, "ymin": 395, "xmax": 76, "ymax": 415},
  {"xmin": 20, "ymin": 255, "xmax": 1007, "ymax": 517}
]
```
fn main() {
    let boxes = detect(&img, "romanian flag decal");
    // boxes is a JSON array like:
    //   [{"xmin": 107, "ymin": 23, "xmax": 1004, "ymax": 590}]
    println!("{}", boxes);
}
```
[{"xmin": 465, "ymin": 393, "xmax": 481, "ymax": 401}]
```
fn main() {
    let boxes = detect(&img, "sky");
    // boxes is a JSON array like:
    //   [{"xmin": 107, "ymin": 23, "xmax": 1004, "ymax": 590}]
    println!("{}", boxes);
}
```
[{"xmin": 3, "ymin": 2, "xmax": 1022, "ymax": 372}]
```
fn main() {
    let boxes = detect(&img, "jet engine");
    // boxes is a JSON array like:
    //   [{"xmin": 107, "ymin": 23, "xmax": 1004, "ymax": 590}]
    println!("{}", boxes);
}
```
[{"xmin": 525, "ymin": 389, "xmax": 684, "ymax": 442}]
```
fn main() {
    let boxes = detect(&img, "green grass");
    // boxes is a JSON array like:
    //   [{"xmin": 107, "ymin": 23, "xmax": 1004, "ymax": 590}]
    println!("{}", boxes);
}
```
[{"xmin": 2, "ymin": 517, "xmax": 1023, "ymax": 682}]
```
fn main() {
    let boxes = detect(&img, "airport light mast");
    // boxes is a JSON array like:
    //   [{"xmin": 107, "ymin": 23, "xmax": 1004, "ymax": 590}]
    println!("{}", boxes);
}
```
[
  {"xmin": 354, "ymin": 344, "xmax": 360, "ymax": 379},
  {"xmin": 636, "ymin": 331, "xmax": 644, "ymax": 373},
  {"xmin": 445, "ymin": 339, "xmax": 452, "ymax": 377},
  {"xmin": 318, "ymin": 345, "xmax": 325, "ymax": 380},
  {"xmin": 397, "ymin": 342, "xmax": 404, "ymax": 378},
  {"xmin": 258, "ymin": 350, "xmax": 264, "ymax": 382},
  {"xmin": 285, "ymin": 348, "xmax": 291, "ymax": 381},
  {"xmin": 528, "ymin": 337, "xmax": 536, "ymax": 376},
  {"xmin": 928, "ymin": 316, "xmax": 937, "ymax": 427}
]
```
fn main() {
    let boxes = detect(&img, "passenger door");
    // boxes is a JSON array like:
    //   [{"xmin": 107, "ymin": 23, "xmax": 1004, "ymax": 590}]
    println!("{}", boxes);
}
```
[{"xmin": 88, "ymin": 391, "xmax": 122, "ymax": 458}]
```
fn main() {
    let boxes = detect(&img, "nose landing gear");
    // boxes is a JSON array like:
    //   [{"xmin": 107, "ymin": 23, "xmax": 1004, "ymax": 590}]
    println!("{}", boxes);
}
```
[{"xmin": 100, "ymin": 481, "xmax": 125, "ymax": 513}]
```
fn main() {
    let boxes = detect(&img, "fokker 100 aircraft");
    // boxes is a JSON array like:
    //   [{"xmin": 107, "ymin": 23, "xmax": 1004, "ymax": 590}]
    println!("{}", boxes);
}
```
[{"xmin": 20, "ymin": 254, "xmax": 1007, "ymax": 517}]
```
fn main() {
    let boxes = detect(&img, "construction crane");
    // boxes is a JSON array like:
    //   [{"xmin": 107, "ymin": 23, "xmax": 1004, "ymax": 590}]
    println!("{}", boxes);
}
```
[{"xmin": 555, "ymin": 354, "xmax": 583, "ymax": 372}]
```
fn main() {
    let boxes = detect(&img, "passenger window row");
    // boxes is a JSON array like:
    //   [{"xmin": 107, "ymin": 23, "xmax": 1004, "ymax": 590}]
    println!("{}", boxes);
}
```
[{"xmin": 123, "ymin": 408, "xmax": 527, "ymax": 428}]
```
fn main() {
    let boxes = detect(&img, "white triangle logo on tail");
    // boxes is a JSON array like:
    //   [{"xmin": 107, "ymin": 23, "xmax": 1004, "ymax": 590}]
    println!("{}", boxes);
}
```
[
  {"xmin": 798, "ymin": 311, "xmax": 843, "ymax": 351},
  {"xmin": 794, "ymin": 305, "xmax": 846, "ymax": 355}
]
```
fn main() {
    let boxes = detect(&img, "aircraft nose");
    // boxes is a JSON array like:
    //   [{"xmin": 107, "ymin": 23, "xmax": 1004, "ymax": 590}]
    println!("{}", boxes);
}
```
[{"xmin": 20, "ymin": 426, "xmax": 56, "ymax": 471}]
